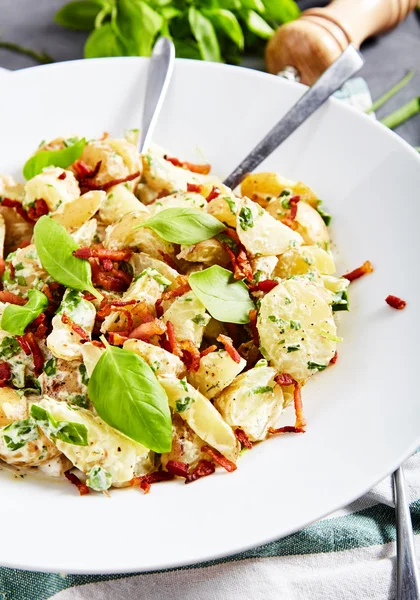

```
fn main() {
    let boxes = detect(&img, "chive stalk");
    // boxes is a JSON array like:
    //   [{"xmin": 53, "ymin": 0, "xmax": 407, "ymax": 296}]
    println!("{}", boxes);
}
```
[
  {"xmin": 366, "ymin": 71, "xmax": 414, "ymax": 114},
  {"xmin": 0, "ymin": 41, "xmax": 54, "ymax": 64},
  {"xmin": 380, "ymin": 97, "xmax": 420, "ymax": 129}
]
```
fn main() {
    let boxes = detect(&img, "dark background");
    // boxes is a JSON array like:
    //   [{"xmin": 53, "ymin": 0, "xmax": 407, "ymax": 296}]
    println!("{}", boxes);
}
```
[{"xmin": 0, "ymin": 0, "xmax": 419, "ymax": 145}]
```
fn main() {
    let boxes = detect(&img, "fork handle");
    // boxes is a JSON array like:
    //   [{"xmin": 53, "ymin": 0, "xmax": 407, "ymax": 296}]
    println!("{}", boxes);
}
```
[{"xmin": 393, "ymin": 468, "xmax": 420, "ymax": 600}]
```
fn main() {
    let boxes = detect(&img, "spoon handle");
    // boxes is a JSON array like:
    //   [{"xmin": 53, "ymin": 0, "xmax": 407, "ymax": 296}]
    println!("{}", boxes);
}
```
[
  {"xmin": 393, "ymin": 467, "xmax": 420, "ymax": 600},
  {"xmin": 139, "ymin": 37, "xmax": 175, "ymax": 154},
  {"xmin": 223, "ymin": 44, "xmax": 363, "ymax": 190}
]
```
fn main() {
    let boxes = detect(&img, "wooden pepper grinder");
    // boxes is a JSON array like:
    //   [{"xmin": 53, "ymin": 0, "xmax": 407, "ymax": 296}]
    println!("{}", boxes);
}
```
[{"xmin": 265, "ymin": 0, "xmax": 417, "ymax": 84}]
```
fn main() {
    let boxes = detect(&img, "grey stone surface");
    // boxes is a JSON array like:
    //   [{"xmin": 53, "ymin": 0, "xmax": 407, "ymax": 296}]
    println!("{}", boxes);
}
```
[{"xmin": 0, "ymin": 0, "xmax": 419, "ymax": 144}]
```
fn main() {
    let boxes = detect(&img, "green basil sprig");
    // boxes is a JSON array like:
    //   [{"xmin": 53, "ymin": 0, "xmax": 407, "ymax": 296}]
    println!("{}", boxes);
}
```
[
  {"xmin": 189, "ymin": 265, "xmax": 254, "ymax": 324},
  {"xmin": 135, "ymin": 208, "xmax": 226, "ymax": 245},
  {"xmin": 23, "ymin": 138, "xmax": 86, "ymax": 180},
  {"xmin": 34, "ymin": 216, "xmax": 103, "ymax": 300},
  {"xmin": 54, "ymin": 0, "xmax": 300, "ymax": 64},
  {"xmin": 30, "ymin": 404, "xmax": 89, "ymax": 446},
  {"xmin": 2, "ymin": 418, "xmax": 39, "ymax": 451},
  {"xmin": 1, "ymin": 290, "xmax": 48, "ymax": 336},
  {"xmin": 88, "ymin": 344, "xmax": 171, "ymax": 452}
]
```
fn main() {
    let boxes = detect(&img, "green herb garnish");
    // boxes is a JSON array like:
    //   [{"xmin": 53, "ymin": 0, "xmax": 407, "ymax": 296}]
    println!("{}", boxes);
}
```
[
  {"xmin": 1, "ymin": 290, "xmax": 48, "ymax": 336},
  {"xmin": 2, "ymin": 418, "xmax": 39, "ymax": 451},
  {"xmin": 23, "ymin": 138, "xmax": 86, "ymax": 180},
  {"xmin": 238, "ymin": 206, "xmax": 254, "ymax": 231},
  {"xmin": 31, "ymin": 404, "xmax": 89, "ymax": 446}
]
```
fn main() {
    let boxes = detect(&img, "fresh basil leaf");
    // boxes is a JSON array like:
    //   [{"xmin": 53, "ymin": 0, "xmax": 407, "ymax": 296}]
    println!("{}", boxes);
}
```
[
  {"xmin": 189, "ymin": 7, "xmax": 222, "ymax": 62},
  {"xmin": 160, "ymin": 6, "xmax": 182, "ymax": 20},
  {"xmin": 136, "ymin": 208, "xmax": 226, "ymax": 244},
  {"xmin": 34, "ymin": 216, "xmax": 102, "ymax": 300},
  {"xmin": 88, "ymin": 345, "xmax": 171, "ymax": 452},
  {"xmin": 173, "ymin": 39, "xmax": 201, "ymax": 60},
  {"xmin": 217, "ymin": 0, "xmax": 242, "ymax": 10},
  {"xmin": 55, "ymin": 1, "xmax": 103, "ymax": 30},
  {"xmin": 262, "ymin": 0, "xmax": 299, "ymax": 22},
  {"xmin": 241, "ymin": 10, "xmax": 274, "ymax": 38},
  {"xmin": 23, "ymin": 138, "xmax": 86, "ymax": 180},
  {"xmin": 189, "ymin": 265, "xmax": 254, "ymax": 324},
  {"xmin": 86, "ymin": 465, "xmax": 112, "ymax": 491},
  {"xmin": 1, "ymin": 290, "xmax": 48, "ymax": 336},
  {"xmin": 84, "ymin": 22, "xmax": 126, "ymax": 58},
  {"xmin": 30, "ymin": 404, "xmax": 89, "ymax": 446},
  {"xmin": 117, "ymin": 0, "xmax": 163, "ymax": 56},
  {"xmin": 205, "ymin": 9, "xmax": 244, "ymax": 50},
  {"xmin": 2, "ymin": 418, "xmax": 39, "ymax": 451},
  {"xmin": 242, "ymin": 0, "xmax": 266, "ymax": 13}
]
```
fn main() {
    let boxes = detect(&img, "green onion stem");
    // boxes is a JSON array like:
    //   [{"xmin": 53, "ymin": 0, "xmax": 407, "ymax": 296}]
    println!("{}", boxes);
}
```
[
  {"xmin": 0, "ymin": 41, "xmax": 54, "ymax": 64},
  {"xmin": 380, "ymin": 97, "xmax": 420, "ymax": 130},
  {"xmin": 366, "ymin": 71, "xmax": 415, "ymax": 114}
]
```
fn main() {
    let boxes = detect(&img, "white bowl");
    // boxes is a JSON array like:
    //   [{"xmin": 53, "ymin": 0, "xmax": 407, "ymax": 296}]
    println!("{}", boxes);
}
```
[{"xmin": 0, "ymin": 58, "xmax": 419, "ymax": 574}]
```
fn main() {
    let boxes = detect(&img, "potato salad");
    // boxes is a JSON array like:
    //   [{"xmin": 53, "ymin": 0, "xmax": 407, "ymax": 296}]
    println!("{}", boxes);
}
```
[{"xmin": 0, "ymin": 132, "xmax": 349, "ymax": 494}]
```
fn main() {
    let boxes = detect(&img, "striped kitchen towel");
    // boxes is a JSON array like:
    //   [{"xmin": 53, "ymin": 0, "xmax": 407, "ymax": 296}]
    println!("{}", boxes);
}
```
[{"xmin": 0, "ymin": 69, "xmax": 418, "ymax": 600}]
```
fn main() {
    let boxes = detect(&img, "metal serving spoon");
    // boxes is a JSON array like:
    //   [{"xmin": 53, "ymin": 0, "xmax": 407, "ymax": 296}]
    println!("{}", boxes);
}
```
[
  {"xmin": 393, "ymin": 467, "xmax": 420, "ymax": 599},
  {"xmin": 141, "ymin": 39, "xmax": 419, "ymax": 595},
  {"xmin": 139, "ymin": 37, "xmax": 175, "ymax": 154},
  {"xmin": 223, "ymin": 44, "xmax": 363, "ymax": 188}
]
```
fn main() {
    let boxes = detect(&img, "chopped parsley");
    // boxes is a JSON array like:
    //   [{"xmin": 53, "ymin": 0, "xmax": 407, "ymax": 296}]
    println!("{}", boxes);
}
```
[
  {"xmin": 238, "ymin": 206, "xmax": 254, "ymax": 231},
  {"xmin": 223, "ymin": 196, "xmax": 237, "ymax": 215},
  {"xmin": 307, "ymin": 361, "xmax": 327, "ymax": 371},
  {"xmin": 180, "ymin": 378, "xmax": 188, "ymax": 392},
  {"xmin": 2, "ymin": 417, "xmax": 39, "ymax": 451},
  {"xmin": 316, "ymin": 200, "xmax": 332, "ymax": 226},
  {"xmin": 287, "ymin": 345, "xmax": 301, "ymax": 353},
  {"xmin": 280, "ymin": 189, "xmax": 291, "ymax": 197},
  {"xmin": 78, "ymin": 363, "xmax": 89, "ymax": 386},
  {"xmin": 0, "ymin": 336, "xmax": 21, "ymax": 360},
  {"xmin": 216, "ymin": 233, "xmax": 238, "ymax": 252},
  {"xmin": 332, "ymin": 290, "xmax": 349, "ymax": 312},
  {"xmin": 150, "ymin": 360, "xmax": 161, "ymax": 374},
  {"xmin": 251, "ymin": 385, "xmax": 274, "ymax": 394},
  {"xmin": 44, "ymin": 358, "xmax": 57, "ymax": 377},
  {"xmin": 192, "ymin": 314, "xmax": 208, "ymax": 326},
  {"xmin": 284, "ymin": 297, "xmax": 292, "ymax": 305},
  {"xmin": 175, "ymin": 396, "xmax": 194, "ymax": 413},
  {"xmin": 69, "ymin": 394, "xmax": 89, "ymax": 409},
  {"xmin": 290, "ymin": 320, "xmax": 301, "ymax": 330},
  {"xmin": 254, "ymin": 359, "xmax": 268, "ymax": 368},
  {"xmin": 86, "ymin": 465, "xmax": 112, "ymax": 492}
]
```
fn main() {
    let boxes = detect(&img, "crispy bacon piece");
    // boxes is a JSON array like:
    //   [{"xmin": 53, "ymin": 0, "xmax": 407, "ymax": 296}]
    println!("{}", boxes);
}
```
[
  {"xmin": 248, "ymin": 309, "xmax": 259, "ymax": 346},
  {"xmin": 92, "ymin": 339, "xmax": 106, "ymax": 348},
  {"xmin": 280, "ymin": 216, "xmax": 298, "ymax": 230},
  {"xmin": 128, "ymin": 319, "xmax": 166, "ymax": 341},
  {"xmin": 73, "ymin": 160, "xmax": 100, "ymax": 179},
  {"xmin": 132, "ymin": 471, "xmax": 174, "ymax": 494},
  {"xmin": 27, "ymin": 198, "xmax": 49, "ymax": 222},
  {"xmin": 74, "ymin": 246, "xmax": 132, "ymax": 262},
  {"xmin": 102, "ymin": 258, "xmax": 113, "ymax": 272},
  {"xmin": 270, "ymin": 374, "xmax": 306, "ymax": 434},
  {"xmin": 64, "ymin": 471, "xmax": 89, "ymax": 496},
  {"xmin": 200, "ymin": 345, "xmax": 217, "ymax": 358},
  {"xmin": 179, "ymin": 339, "xmax": 201, "ymax": 372},
  {"xmin": 82, "ymin": 292, "xmax": 97, "ymax": 302},
  {"xmin": 16, "ymin": 336, "xmax": 31, "ymax": 355},
  {"xmin": 330, "ymin": 351, "xmax": 338, "ymax": 365},
  {"xmin": 343, "ymin": 260, "xmax": 374, "ymax": 282},
  {"xmin": 274, "ymin": 373, "xmax": 295, "ymax": 386},
  {"xmin": 166, "ymin": 460, "xmax": 189, "ymax": 478},
  {"xmin": 1, "ymin": 198, "xmax": 33, "ymax": 223},
  {"xmin": 185, "ymin": 459, "xmax": 215, "ymax": 484},
  {"xmin": 101, "ymin": 171, "xmax": 140, "ymax": 192},
  {"xmin": 108, "ymin": 332, "xmax": 129, "ymax": 346},
  {"xmin": 251, "ymin": 279, "xmax": 278, "ymax": 293},
  {"xmin": 0, "ymin": 259, "xmax": 6, "ymax": 279},
  {"xmin": 289, "ymin": 195, "xmax": 300, "ymax": 220},
  {"xmin": 235, "ymin": 428, "xmax": 253, "ymax": 449},
  {"xmin": 162, "ymin": 283, "xmax": 191, "ymax": 301},
  {"xmin": 24, "ymin": 332, "xmax": 44, "ymax": 375},
  {"xmin": 386, "ymin": 295, "xmax": 406, "ymax": 310},
  {"xmin": 187, "ymin": 183, "xmax": 203, "ymax": 193},
  {"xmin": 155, "ymin": 298, "xmax": 163, "ymax": 318},
  {"xmin": 223, "ymin": 243, "xmax": 254, "ymax": 281},
  {"xmin": 202, "ymin": 445, "xmax": 237, "ymax": 472},
  {"xmin": 166, "ymin": 321, "xmax": 182, "ymax": 358},
  {"xmin": 61, "ymin": 313, "xmax": 90, "ymax": 342},
  {"xmin": 158, "ymin": 252, "xmax": 178, "ymax": 271},
  {"xmin": 163, "ymin": 155, "xmax": 211, "ymax": 175},
  {"xmin": 0, "ymin": 291, "xmax": 26, "ymax": 306},
  {"xmin": 109, "ymin": 299, "xmax": 137, "ymax": 308},
  {"xmin": 0, "ymin": 362, "xmax": 11, "ymax": 387},
  {"xmin": 58, "ymin": 172, "xmax": 67, "ymax": 180},
  {"xmin": 217, "ymin": 334, "xmax": 241, "ymax": 364},
  {"xmin": 206, "ymin": 186, "xmax": 220, "ymax": 202},
  {"xmin": 90, "ymin": 258, "xmax": 132, "ymax": 293}
]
